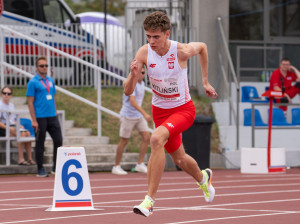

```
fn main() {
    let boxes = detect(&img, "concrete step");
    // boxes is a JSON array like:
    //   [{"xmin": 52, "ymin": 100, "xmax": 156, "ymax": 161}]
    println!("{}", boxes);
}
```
[
  {"xmin": 0, "ymin": 162, "xmax": 142, "ymax": 174},
  {"xmin": 62, "ymin": 136, "xmax": 110, "ymax": 145},
  {"xmin": 64, "ymin": 120, "xmax": 74, "ymax": 129},
  {"xmin": 65, "ymin": 127, "xmax": 92, "ymax": 136},
  {"xmin": 43, "ymin": 152, "xmax": 139, "ymax": 164},
  {"xmin": 11, "ymin": 97, "xmax": 27, "ymax": 106},
  {"xmin": 45, "ymin": 144, "xmax": 117, "ymax": 154}
]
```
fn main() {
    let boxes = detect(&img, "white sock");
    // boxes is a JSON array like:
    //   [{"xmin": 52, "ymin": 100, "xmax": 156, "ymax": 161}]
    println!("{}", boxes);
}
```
[
  {"xmin": 199, "ymin": 172, "xmax": 206, "ymax": 185},
  {"xmin": 146, "ymin": 195, "xmax": 154, "ymax": 204}
]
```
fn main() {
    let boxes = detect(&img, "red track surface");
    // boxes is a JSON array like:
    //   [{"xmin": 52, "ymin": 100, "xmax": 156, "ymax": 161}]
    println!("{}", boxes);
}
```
[{"xmin": 0, "ymin": 168, "xmax": 299, "ymax": 223}]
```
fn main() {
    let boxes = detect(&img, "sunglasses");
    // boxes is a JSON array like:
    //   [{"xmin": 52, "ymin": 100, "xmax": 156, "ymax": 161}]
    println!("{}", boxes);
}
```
[
  {"xmin": 2, "ymin": 92, "xmax": 12, "ymax": 96},
  {"xmin": 38, "ymin": 64, "xmax": 49, "ymax": 68}
]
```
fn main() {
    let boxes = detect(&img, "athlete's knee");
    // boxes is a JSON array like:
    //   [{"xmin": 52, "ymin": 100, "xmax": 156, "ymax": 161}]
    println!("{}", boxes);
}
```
[
  {"xmin": 150, "ymin": 133, "xmax": 166, "ymax": 149},
  {"xmin": 172, "ymin": 153, "xmax": 187, "ymax": 167}
]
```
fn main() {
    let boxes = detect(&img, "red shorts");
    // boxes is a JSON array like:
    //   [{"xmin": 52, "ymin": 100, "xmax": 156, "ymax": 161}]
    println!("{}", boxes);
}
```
[{"xmin": 152, "ymin": 100, "xmax": 196, "ymax": 153}]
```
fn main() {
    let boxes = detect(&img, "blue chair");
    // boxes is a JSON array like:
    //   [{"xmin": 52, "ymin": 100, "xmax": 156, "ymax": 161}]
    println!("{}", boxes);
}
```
[
  {"xmin": 244, "ymin": 109, "xmax": 267, "ymax": 126},
  {"xmin": 269, "ymin": 108, "xmax": 293, "ymax": 126},
  {"xmin": 291, "ymin": 108, "xmax": 300, "ymax": 125},
  {"xmin": 241, "ymin": 86, "xmax": 268, "ymax": 103},
  {"xmin": 20, "ymin": 118, "xmax": 35, "ymax": 137}
]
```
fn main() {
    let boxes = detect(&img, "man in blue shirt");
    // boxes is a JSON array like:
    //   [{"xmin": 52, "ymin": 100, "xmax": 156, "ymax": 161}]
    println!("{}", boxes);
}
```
[{"xmin": 26, "ymin": 56, "xmax": 62, "ymax": 177}]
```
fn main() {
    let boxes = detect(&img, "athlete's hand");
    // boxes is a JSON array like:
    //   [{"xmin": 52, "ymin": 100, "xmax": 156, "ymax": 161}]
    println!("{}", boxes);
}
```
[
  {"xmin": 130, "ymin": 59, "xmax": 139, "ymax": 80},
  {"xmin": 203, "ymin": 83, "xmax": 218, "ymax": 99}
]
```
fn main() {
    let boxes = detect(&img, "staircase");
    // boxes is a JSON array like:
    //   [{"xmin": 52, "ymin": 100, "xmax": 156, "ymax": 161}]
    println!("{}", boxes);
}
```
[{"xmin": 0, "ymin": 97, "xmax": 145, "ymax": 174}]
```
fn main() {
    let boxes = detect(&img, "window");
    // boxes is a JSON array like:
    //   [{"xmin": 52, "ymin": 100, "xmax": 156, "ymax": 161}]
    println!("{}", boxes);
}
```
[
  {"xmin": 270, "ymin": 0, "xmax": 300, "ymax": 37},
  {"xmin": 3, "ymin": 0, "xmax": 34, "ymax": 19},
  {"xmin": 229, "ymin": 0, "xmax": 264, "ymax": 40},
  {"xmin": 42, "ymin": 0, "xmax": 72, "ymax": 24}
]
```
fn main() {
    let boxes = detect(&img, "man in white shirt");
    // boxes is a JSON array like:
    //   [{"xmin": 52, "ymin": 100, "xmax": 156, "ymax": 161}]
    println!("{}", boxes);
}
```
[{"xmin": 112, "ymin": 67, "xmax": 151, "ymax": 175}]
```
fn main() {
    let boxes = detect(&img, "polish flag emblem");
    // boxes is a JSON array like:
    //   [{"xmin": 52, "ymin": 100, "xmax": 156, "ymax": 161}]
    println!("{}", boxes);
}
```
[{"xmin": 168, "ymin": 62, "xmax": 174, "ymax": 69}]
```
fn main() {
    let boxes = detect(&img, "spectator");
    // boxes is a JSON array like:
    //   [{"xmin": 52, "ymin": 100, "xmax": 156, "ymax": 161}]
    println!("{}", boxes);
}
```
[
  {"xmin": 26, "ymin": 56, "xmax": 63, "ymax": 177},
  {"xmin": 270, "ymin": 58, "xmax": 300, "ymax": 111},
  {"xmin": 112, "ymin": 67, "xmax": 151, "ymax": 175},
  {"xmin": 0, "ymin": 86, "xmax": 35, "ymax": 166}
]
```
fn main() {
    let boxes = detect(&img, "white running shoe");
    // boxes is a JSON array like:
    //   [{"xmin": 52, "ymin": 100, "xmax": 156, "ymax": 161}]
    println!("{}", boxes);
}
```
[
  {"xmin": 133, "ymin": 195, "xmax": 154, "ymax": 217},
  {"xmin": 197, "ymin": 168, "xmax": 215, "ymax": 202},
  {"xmin": 112, "ymin": 165, "xmax": 128, "ymax": 175},
  {"xmin": 135, "ymin": 163, "xmax": 147, "ymax": 173}
]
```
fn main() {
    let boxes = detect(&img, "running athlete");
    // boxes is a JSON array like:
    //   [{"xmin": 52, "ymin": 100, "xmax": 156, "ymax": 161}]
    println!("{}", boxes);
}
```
[{"xmin": 123, "ymin": 11, "xmax": 218, "ymax": 217}]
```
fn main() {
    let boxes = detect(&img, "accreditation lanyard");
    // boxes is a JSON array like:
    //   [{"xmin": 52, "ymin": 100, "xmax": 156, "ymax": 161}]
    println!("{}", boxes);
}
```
[{"xmin": 40, "ymin": 79, "xmax": 50, "ymax": 93}]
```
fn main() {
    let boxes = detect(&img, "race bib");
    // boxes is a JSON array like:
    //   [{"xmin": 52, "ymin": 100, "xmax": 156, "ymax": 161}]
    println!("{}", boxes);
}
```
[{"xmin": 150, "ymin": 77, "xmax": 180, "ymax": 101}]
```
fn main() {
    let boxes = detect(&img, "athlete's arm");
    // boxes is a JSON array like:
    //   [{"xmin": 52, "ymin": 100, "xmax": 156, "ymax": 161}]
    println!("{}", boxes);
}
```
[
  {"xmin": 178, "ymin": 42, "xmax": 218, "ymax": 98},
  {"xmin": 123, "ymin": 45, "xmax": 147, "ymax": 96}
]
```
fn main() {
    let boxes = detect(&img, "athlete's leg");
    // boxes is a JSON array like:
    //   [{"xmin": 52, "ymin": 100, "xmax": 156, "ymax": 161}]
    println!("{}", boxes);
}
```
[
  {"xmin": 147, "ymin": 126, "xmax": 169, "ymax": 200},
  {"xmin": 169, "ymin": 144, "xmax": 203, "ymax": 182}
]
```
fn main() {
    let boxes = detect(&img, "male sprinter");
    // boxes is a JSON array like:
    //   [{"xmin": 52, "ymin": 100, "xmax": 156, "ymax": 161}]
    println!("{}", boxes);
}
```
[{"xmin": 123, "ymin": 11, "xmax": 218, "ymax": 217}]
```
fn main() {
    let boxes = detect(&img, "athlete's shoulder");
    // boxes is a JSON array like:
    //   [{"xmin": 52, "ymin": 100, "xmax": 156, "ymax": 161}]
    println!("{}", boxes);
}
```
[
  {"xmin": 177, "ymin": 42, "xmax": 197, "ymax": 61},
  {"xmin": 135, "ymin": 44, "xmax": 148, "ymax": 64}
]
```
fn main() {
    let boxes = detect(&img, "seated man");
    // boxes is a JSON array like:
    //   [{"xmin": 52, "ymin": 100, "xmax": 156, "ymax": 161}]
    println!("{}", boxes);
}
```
[{"xmin": 269, "ymin": 58, "xmax": 300, "ymax": 111}]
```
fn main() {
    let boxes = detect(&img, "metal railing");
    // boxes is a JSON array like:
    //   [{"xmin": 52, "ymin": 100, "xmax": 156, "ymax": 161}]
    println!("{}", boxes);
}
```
[
  {"xmin": 250, "ymin": 103, "xmax": 300, "ymax": 148},
  {"xmin": 0, "ymin": 25, "xmax": 154, "ymax": 138},
  {"xmin": 216, "ymin": 17, "xmax": 240, "ymax": 150}
]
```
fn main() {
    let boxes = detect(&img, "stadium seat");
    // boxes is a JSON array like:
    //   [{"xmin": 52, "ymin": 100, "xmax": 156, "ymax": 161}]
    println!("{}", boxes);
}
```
[
  {"xmin": 269, "ymin": 108, "xmax": 293, "ymax": 126},
  {"xmin": 291, "ymin": 108, "xmax": 300, "ymax": 125},
  {"xmin": 244, "ymin": 109, "xmax": 267, "ymax": 126},
  {"xmin": 241, "ymin": 86, "xmax": 268, "ymax": 103},
  {"xmin": 20, "ymin": 118, "xmax": 35, "ymax": 137}
]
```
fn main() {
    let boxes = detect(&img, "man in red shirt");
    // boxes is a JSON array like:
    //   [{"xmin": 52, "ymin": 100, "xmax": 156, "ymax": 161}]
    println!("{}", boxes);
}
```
[{"xmin": 269, "ymin": 58, "xmax": 300, "ymax": 111}]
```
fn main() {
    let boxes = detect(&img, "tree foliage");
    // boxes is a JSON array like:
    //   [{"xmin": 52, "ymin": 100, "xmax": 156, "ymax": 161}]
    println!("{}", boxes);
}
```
[{"xmin": 65, "ymin": 0, "xmax": 126, "ymax": 16}]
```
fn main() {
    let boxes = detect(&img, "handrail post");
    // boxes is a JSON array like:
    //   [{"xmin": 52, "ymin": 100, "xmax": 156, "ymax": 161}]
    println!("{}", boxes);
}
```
[
  {"xmin": 0, "ymin": 26, "xmax": 4, "ymax": 88},
  {"xmin": 5, "ymin": 112, "xmax": 11, "ymax": 166},
  {"xmin": 251, "ymin": 104, "xmax": 255, "ymax": 147},
  {"xmin": 97, "ymin": 70, "xmax": 102, "ymax": 136},
  {"xmin": 217, "ymin": 17, "xmax": 240, "ymax": 150},
  {"xmin": 237, "ymin": 89, "xmax": 240, "ymax": 150}
]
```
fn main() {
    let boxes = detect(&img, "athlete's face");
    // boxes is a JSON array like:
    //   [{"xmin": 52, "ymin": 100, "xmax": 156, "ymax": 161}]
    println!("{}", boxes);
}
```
[{"xmin": 146, "ymin": 29, "xmax": 170, "ymax": 52}]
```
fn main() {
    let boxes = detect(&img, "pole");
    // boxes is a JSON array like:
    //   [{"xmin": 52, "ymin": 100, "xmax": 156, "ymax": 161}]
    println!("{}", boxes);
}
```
[{"xmin": 267, "ymin": 98, "xmax": 273, "ymax": 168}]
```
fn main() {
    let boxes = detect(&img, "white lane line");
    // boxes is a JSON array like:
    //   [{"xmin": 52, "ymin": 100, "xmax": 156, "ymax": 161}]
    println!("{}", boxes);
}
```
[
  {"xmin": 0, "ymin": 198, "xmax": 299, "ymax": 224},
  {"xmin": 165, "ymin": 211, "xmax": 300, "ymax": 224},
  {"xmin": 0, "ymin": 187, "xmax": 299, "ymax": 204},
  {"xmin": 0, "ymin": 173, "xmax": 300, "ymax": 185},
  {"xmin": 0, "ymin": 210, "xmax": 134, "ymax": 224},
  {"xmin": 0, "ymin": 178, "xmax": 299, "ymax": 194}
]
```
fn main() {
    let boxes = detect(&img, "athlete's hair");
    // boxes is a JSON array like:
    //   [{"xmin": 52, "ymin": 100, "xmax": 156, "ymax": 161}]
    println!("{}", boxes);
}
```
[
  {"xmin": 36, "ymin": 56, "xmax": 47, "ymax": 66},
  {"xmin": 143, "ymin": 11, "xmax": 171, "ymax": 32}
]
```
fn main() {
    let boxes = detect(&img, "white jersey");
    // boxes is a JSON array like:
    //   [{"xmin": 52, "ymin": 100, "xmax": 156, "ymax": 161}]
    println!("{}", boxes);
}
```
[{"xmin": 147, "ymin": 40, "xmax": 191, "ymax": 109}]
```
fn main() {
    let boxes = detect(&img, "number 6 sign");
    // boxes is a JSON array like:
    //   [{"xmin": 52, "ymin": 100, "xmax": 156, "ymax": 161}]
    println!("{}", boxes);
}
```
[{"xmin": 46, "ymin": 147, "xmax": 96, "ymax": 211}]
